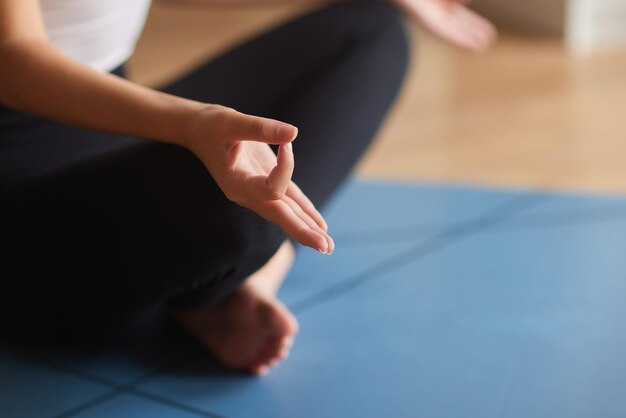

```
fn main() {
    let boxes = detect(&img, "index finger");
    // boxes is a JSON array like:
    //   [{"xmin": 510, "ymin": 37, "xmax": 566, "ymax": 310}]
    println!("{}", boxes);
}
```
[{"xmin": 229, "ymin": 111, "xmax": 298, "ymax": 145}]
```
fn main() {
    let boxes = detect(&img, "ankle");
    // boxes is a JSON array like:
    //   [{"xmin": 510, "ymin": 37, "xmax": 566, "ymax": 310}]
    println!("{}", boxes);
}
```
[{"xmin": 245, "ymin": 240, "xmax": 296, "ymax": 297}]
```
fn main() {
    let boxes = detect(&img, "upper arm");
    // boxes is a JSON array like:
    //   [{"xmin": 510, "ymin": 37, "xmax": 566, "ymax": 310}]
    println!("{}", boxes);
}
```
[
  {"xmin": 0, "ymin": 0, "xmax": 47, "ymax": 45},
  {"xmin": 0, "ymin": 0, "xmax": 49, "ymax": 107}
]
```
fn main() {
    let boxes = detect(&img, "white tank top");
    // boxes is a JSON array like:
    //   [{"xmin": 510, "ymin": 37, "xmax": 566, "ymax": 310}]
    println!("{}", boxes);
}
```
[{"xmin": 40, "ymin": 0, "xmax": 152, "ymax": 72}]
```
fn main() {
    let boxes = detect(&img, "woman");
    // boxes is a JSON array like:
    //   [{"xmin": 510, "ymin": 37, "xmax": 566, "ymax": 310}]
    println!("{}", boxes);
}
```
[{"xmin": 0, "ymin": 0, "xmax": 495, "ymax": 375}]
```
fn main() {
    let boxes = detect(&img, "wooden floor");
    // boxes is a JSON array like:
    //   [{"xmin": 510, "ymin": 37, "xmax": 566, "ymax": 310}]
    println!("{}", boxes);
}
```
[{"xmin": 129, "ymin": 2, "xmax": 626, "ymax": 194}]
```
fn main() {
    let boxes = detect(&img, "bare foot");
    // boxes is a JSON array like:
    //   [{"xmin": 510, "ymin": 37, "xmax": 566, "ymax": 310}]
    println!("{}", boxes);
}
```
[{"xmin": 174, "ymin": 241, "xmax": 298, "ymax": 375}]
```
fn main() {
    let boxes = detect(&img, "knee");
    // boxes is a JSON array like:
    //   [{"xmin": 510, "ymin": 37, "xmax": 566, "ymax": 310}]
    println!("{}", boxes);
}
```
[
  {"xmin": 303, "ymin": 1, "xmax": 410, "ymax": 79},
  {"xmin": 347, "ymin": 3, "xmax": 408, "ymax": 42},
  {"xmin": 334, "ymin": 1, "xmax": 411, "ymax": 79},
  {"xmin": 351, "ymin": 1, "xmax": 407, "ymax": 33},
  {"xmin": 363, "ymin": 2, "xmax": 410, "ymax": 64}
]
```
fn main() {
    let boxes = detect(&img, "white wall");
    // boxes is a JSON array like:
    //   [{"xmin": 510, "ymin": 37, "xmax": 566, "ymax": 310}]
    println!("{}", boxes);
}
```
[{"xmin": 473, "ymin": 0, "xmax": 626, "ymax": 55}]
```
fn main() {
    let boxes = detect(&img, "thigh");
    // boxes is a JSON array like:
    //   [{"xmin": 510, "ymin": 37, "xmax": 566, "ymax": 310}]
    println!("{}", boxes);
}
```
[
  {"xmin": 0, "ymin": 65, "xmax": 135, "ymax": 191},
  {"xmin": 0, "ymin": 107, "xmax": 141, "ymax": 192},
  {"xmin": 1, "ymin": 138, "xmax": 284, "ymax": 334}
]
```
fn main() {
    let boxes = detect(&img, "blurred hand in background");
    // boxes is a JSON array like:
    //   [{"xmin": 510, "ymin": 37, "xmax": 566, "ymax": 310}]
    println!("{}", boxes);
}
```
[{"xmin": 394, "ymin": 0, "xmax": 497, "ymax": 51}]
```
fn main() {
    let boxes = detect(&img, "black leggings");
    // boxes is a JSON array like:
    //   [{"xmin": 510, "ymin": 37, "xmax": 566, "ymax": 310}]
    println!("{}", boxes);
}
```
[{"xmin": 0, "ymin": 1, "xmax": 409, "ymax": 335}]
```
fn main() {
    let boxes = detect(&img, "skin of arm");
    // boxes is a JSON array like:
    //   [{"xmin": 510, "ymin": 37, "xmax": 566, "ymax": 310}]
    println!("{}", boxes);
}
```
[{"xmin": 0, "ymin": 0, "xmax": 334, "ymax": 253}]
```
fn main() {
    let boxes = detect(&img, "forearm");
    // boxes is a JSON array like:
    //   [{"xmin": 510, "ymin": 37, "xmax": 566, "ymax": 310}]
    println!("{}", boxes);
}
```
[{"xmin": 0, "ymin": 38, "xmax": 202, "ymax": 147}]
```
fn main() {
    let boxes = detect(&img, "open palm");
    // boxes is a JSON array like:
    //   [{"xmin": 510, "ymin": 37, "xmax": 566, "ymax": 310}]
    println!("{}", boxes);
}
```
[{"xmin": 395, "ymin": 0, "xmax": 497, "ymax": 51}]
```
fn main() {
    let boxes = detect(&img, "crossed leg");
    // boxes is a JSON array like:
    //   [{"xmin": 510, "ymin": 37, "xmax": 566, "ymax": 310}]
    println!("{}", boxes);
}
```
[
  {"xmin": 0, "ymin": 1, "xmax": 409, "ymax": 375},
  {"xmin": 164, "ymin": 1, "xmax": 409, "ymax": 374}
]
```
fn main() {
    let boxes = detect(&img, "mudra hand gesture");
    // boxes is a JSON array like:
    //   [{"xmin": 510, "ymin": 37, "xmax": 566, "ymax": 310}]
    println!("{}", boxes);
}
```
[{"xmin": 184, "ymin": 105, "xmax": 334, "ymax": 254}]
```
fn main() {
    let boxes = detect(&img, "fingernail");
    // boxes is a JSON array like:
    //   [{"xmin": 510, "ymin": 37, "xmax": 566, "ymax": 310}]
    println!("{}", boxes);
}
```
[
  {"xmin": 277, "ymin": 125, "xmax": 296, "ymax": 141},
  {"xmin": 286, "ymin": 142, "xmax": 293, "ymax": 152},
  {"xmin": 277, "ymin": 126, "xmax": 288, "ymax": 140}
]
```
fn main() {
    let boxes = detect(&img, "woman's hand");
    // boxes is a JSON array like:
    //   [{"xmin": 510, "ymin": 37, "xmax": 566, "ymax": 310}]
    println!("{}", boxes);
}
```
[
  {"xmin": 184, "ymin": 105, "xmax": 334, "ymax": 254},
  {"xmin": 394, "ymin": 0, "xmax": 497, "ymax": 51},
  {"xmin": 0, "ymin": 0, "xmax": 333, "ymax": 253}
]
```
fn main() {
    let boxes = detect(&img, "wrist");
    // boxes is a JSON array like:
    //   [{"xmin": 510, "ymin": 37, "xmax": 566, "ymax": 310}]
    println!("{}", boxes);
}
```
[
  {"xmin": 179, "ymin": 103, "xmax": 236, "ymax": 153},
  {"xmin": 151, "ymin": 92, "xmax": 205, "ymax": 149}
]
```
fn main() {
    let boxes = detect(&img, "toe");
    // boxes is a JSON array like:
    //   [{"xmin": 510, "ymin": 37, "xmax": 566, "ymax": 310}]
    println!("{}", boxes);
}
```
[
  {"xmin": 252, "ymin": 363, "xmax": 270, "ymax": 376},
  {"xmin": 278, "ymin": 345, "xmax": 291, "ymax": 360},
  {"xmin": 281, "ymin": 307, "xmax": 299, "ymax": 337},
  {"xmin": 268, "ymin": 359, "xmax": 280, "ymax": 369},
  {"xmin": 258, "ymin": 350, "xmax": 277, "ymax": 365},
  {"xmin": 281, "ymin": 335, "xmax": 295, "ymax": 350},
  {"xmin": 262, "ymin": 298, "xmax": 299, "ymax": 338}
]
